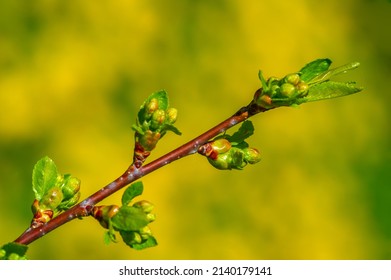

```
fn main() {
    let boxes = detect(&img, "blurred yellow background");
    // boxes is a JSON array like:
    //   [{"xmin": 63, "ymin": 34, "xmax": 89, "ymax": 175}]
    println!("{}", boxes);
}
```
[{"xmin": 1, "ymin": 0, "xmax": 390, "ymax": 260}]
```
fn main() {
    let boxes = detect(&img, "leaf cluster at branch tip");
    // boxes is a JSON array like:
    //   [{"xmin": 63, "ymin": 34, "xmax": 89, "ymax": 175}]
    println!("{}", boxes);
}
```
[
  {"xmin": 132, "ymin": 90, "xmax": 181, "ymax": 152},
  {"xmin": 254, "ymin": 58, "xmax": 363, "ymax": 109}
]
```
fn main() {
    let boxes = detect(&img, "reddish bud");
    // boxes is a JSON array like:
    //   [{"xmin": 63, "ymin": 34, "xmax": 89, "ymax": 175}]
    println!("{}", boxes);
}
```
[{"xmin": 92, "ymin": 205, "xmax": 120, "ymax": 229}]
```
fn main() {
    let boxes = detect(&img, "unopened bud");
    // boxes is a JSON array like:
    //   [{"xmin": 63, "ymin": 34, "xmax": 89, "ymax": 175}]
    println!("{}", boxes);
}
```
[
  {"xmin": 284, "ymin": 73, "xmax": 301, "ymax": 85},
  {"xmin": 296, "ymin": 81, "xmax": 309, "ymax": 96},
  {"xmin": 208, "ymin": 152, "xmax": 232, "ymax": 170},
  {"xmin": 166, "ymin": 108, "xmax": 178, "ymax": 124},
  {"xmin": 139, "ymin": 226, "xmax": 152, "ymax": 241},
  {"xmin": 133, "ymin": 200, "xmax": 154, "ymax": 213},
  {"xmin": 151, "ymin": 109, "xmax": 166, "ymax": 130},
  {"xmin": 62, "ymin": 177, "xmax": 81, "ymax": 200},
  {"xmin": 279, "ymin": 83, "xmax": 296, "ymax": 98},
  {"xmin": 146, "ymin": 213, "xmax": 156, "ymax": 222},
  {"xmin": 243, "ymin": 147, "xmax": 261, "ymax": 164},
  {"xmin": 127, "ymin": 232, "xmax": 142, "ymax": 244},
  {"xmin": 211, "ymin": 138, "xmax": 231, "ymax": 154},
  {"xmin": 146, "ymin": 98, "xmax": 159, "ymax": 115}
]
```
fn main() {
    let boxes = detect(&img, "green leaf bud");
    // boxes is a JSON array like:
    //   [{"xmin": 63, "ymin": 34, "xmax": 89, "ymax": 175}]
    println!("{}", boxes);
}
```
[
  {"xmin": 61, "ymin": 176, "xmax": 81, "ymax": 200},
  {"xmin": 166, "ymin": 107, "xmax": 178, "ymax": 124},
  {"xmin": 146, "ymin": 213, "xmax": 156, "ymax": 222},
  {"xmin": 139, "ymin": 226, "xmax": 152, "ymax": 241},
  {"xmin": 120, "ymin": 231, "xmax": 143, "ymax": 245},
  {"xmin": 40, "ymin": 186, "xmax": 64, "ymax": 210},
  {"xmin": 254, "ymin": 59, "xmax": 362, "ymax": 108},
  {"xmin": 207, "ymin": 152, "xmax": 232, "ymax": 170},
  {"xmin": 146, "ymin": 98, "xmax": 159, "ymax": 115},
  {"xmin": 131, "ymin": 232, "xmax": 143, "ymax": 244},
  {"xmin": 243, "ymin": 147, "xmax": 261, "ymax": 164},
  {"xmin": 284, "ymin": 73, "xmax": 301, "ymax": 85},
  {"xmin": 130, "ymin": 235, "xmax": 158, "ymax": 250},
  {"xmin": 279, "ymin": 83, "xmax": 296, "ymax": 98},
  {"xmin": 211, "ymin": 138, "xmax": 231, "ymax": 154},
  {"xmin": 132, "ymin": 200, "xmax": 154, "ymax": 213},
  {"xmin": 151, "ymin": 109, "xmax": 166, "ymax": 130},
  {"xmin": 296, "ymin": 81, "xmax": 309, "ymax": 95}
]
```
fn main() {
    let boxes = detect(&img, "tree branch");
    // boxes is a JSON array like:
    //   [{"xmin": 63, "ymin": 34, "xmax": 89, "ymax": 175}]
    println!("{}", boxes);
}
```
[{"xmin": 14, "ymin": 99, "xmax": 266, "ymax": 245}]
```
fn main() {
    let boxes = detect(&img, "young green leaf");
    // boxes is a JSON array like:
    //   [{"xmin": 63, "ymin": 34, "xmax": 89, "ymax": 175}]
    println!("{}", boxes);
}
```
[
  {"xmin": 307, "ymin": 62, "xmax": 360, "ymax": 85},
  {"xmin": 298, "ymin": 81, "xmax": 363, "ymax": 104},
  {"xmin": 258, "ymin": 70, "xmax": 268, "ymax": 90},
  {"xmin": 111, "ymin": 206, "xmax": 149, "ymax": 231},
  {"xmin": 299, "ymin": 58, "xmax": 332, "ymax": 83},
  {"xmin": 121, "ymin": 181, "xmax": 144, "ymax": 206},
  {"xmin": 32, "ymin": 156, "xmax": 59, "ymax": 201},
  {"xmin": 227, "ymin": 120, "xmax": 254, "ymax": 145},
  {"xmin": 161, "ymin": 124, "xmax": 182, "ymax": 136},
  {"xmin": 131, "ymin": 124, "xmax": 145, "ymax": 135}
]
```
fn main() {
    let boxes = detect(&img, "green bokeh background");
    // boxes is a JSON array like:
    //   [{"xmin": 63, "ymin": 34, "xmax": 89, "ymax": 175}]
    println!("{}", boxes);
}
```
[{"xmin": 1, "ymin": 0, "xmax": 390, "ymax": 259}]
